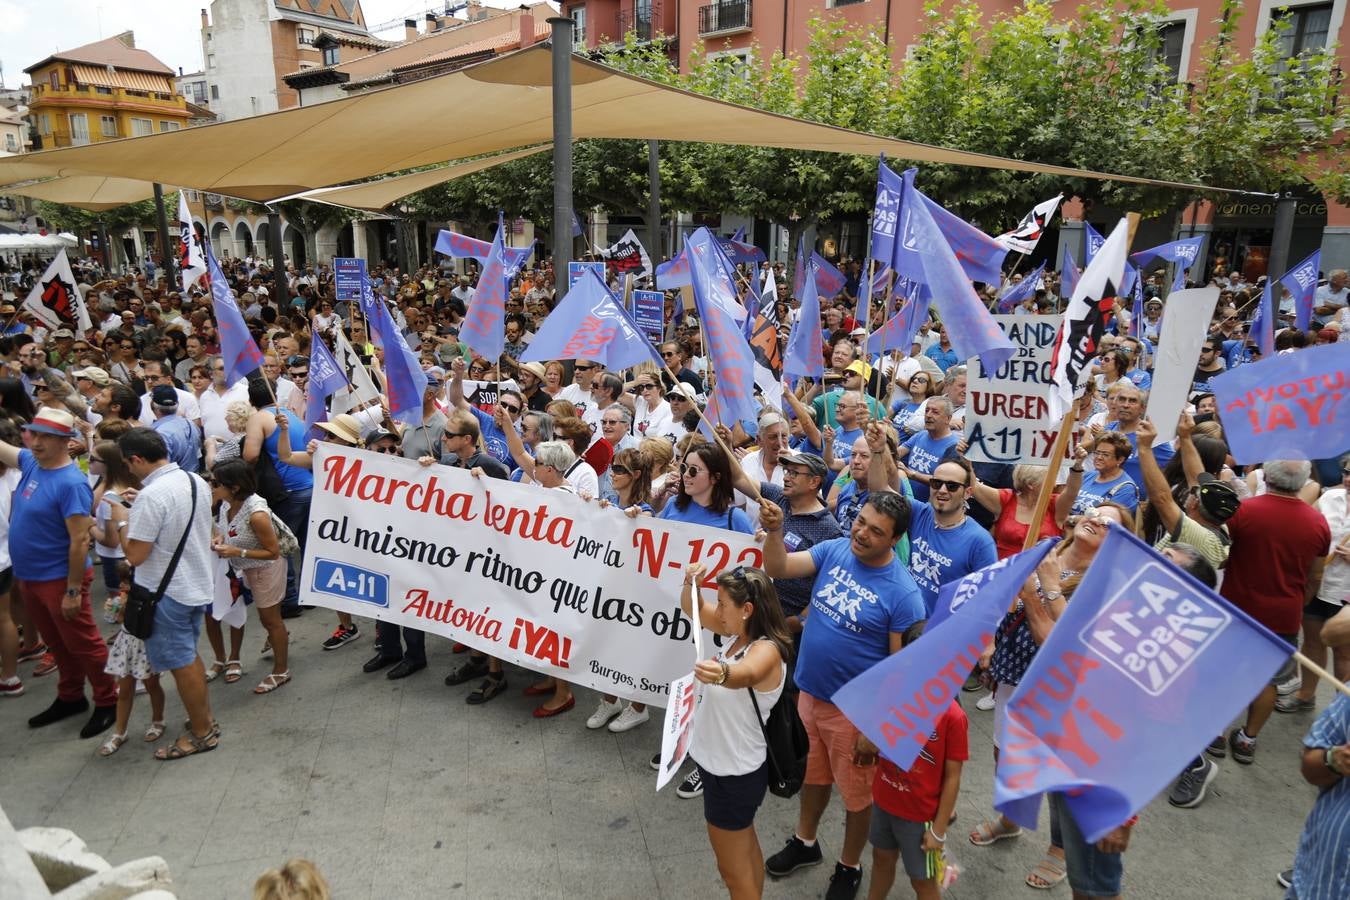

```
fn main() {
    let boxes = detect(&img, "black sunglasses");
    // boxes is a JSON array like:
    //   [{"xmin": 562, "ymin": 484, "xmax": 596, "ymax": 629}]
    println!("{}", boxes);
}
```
[
  {"xmin": 499, "ymin": 403, "xmax": 522, "ymax": 415},
  {"xmin": 610, "ymin": 464, "xmax": 631, "ymax": 476},
  {"xmin": 442, "ymin": 431, "xmax": 472, "ymax": 440},
  {"xmin": 930, "ymin": 478, "xmax": 969, "ymax": 493},
  {"xmin": 371, "ymin": 444, "xmax": 399, "ymax": 454}
]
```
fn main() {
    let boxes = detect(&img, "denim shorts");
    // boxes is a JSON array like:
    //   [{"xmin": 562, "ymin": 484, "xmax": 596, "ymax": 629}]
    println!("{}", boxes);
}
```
[
  {"xmin": 144, "ymin": 594, "xmax": 206, "ymax": 672},
  {"xmin": 697, "ymin": 761, "xmax": 767, "ymax": 831},
  {"xmin": 1050, "ymin": 792, "xmax": 1121, "ymax": 897}
]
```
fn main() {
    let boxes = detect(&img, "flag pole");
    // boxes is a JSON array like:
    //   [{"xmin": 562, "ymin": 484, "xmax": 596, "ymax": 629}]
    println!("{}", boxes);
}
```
[
  {"xmin": 1293, "ymin": 651, "xmax": 1350, "ymax": 700},
  {"xmin": 1017, "ymin": 212, "xmax": 1141, "ymax": 560}
]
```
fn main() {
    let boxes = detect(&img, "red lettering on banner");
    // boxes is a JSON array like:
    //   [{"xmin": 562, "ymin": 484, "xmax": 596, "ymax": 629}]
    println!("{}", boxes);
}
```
[
  {"xmin": 972, "ymin": 392, "xmax": 1048, "ymax": 419},
  {"xmin": 322, "ymin": 455, "xmax": 478, "ymax": 521},
  {"xmin": 508, "ymin": 617, "xmax": 573, "ymax": 667},
  {"xmin": 483, "ymin": 490, "xmax": 576, "ymax": 548},
  {"xmin": 400, "ymin": 589, "xmax": 503, "ymax": 642}
]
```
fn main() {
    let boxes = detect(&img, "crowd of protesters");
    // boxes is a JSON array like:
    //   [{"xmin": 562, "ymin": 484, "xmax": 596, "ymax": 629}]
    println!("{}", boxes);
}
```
[{"xmin": 0, "ymin": 244, "xmax": 1347, "ymax": 900}]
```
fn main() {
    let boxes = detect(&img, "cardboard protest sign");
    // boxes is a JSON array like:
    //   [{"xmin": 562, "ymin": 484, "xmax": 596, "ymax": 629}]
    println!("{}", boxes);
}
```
[
  {"xmin": 302, "ymin": 446, "xmax": 759, "ymax": 705},
  {"xmin": 965, "ymin": 315, "xmax": 1079, "ymax": 471}
]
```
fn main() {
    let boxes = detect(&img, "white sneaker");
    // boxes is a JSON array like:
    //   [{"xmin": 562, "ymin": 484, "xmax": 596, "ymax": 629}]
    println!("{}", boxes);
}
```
[
  {"xmin": 0, "ymin": 676, "xmax": 23, "ymax": 698},
  {"xmin": 608, "ymin": 704, "xmax": 650, "ymax": 733},
  {"xmin": 975, "ymin": 692, "xmax": 996, "ymax": 711},
  {"xmin": 1276, "ymin": 674, "xmax": 1301, "ymax": 697},
  {"xmin": 586, "ymin": 698, "xmax": 623, "ymax": 730}
]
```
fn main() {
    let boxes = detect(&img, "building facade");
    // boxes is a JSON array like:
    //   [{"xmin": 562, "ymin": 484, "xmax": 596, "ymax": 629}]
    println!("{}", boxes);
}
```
[
  {"xmin": 24, "ymin": 33, "xmax": 191, "ymax": 150},
  {"xmin": 560, "ymin": 0, "xmax": 1349, "ymax": 274}
]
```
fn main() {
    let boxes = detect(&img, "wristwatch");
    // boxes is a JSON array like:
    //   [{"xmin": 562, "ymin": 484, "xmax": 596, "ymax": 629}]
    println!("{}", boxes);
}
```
[{"xmin": 1043, "ymin": 590, "xmax": 1063, "ymax": 603}]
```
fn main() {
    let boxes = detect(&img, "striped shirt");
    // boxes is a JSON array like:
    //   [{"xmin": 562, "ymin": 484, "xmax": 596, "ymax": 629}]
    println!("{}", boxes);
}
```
[{"xmin": 1293, "ymin": 691, "xmax": 1350, "ymax": 900}]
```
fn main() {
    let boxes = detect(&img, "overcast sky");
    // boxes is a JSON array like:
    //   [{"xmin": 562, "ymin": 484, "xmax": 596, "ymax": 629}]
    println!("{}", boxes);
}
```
[{"xmin": 0, "ymin": 0, "xmax": 533, "ymax": 87}]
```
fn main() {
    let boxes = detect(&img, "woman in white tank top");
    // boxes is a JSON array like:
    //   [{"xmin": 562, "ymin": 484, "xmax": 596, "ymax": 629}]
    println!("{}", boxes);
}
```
[{"xmin": 681, "ymin": 562, "xmax": 791, "ymax": 900}]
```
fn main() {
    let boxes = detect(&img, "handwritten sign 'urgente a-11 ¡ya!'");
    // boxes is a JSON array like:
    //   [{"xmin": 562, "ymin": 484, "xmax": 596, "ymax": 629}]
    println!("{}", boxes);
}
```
[{"xmin": 301, "ymin": 445, "xmax": 762, "ymax": 705}]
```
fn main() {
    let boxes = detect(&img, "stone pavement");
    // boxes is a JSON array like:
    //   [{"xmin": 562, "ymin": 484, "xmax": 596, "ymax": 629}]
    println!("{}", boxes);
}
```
[{"xmin": 0, "ymin": 606, "xmax": 1328, "ymax": 899}]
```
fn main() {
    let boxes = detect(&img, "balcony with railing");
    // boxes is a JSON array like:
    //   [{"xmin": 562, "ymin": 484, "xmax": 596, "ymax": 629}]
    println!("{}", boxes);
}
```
[
  {"xmin": 698, "ymin": 0, "xmax": 751, "ymax": 36},
  {"xmin": 617, "ymin": 2, "xmax": 661, "ymax": 42}
]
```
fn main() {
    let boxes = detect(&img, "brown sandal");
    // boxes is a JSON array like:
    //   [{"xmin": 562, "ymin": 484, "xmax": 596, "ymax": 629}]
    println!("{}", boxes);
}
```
[{"xmin": 155, "ymin": 729, "xmax": 219, "ymax": 761}]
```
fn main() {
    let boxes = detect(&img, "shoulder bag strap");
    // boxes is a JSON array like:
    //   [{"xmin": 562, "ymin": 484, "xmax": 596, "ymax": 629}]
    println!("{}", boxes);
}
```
[{"xmin": 149, "ymin": 475, "xmax": 198, "ymax": 601}]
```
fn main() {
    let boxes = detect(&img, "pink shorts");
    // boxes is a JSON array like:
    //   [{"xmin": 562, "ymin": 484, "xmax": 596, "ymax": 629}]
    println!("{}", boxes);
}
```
[{"xmin": 798, "ymin": 691, "xmax": 876, "ymax": 813}]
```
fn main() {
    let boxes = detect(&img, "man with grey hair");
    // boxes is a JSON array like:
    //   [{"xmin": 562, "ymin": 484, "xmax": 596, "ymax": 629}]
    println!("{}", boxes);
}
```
[
  {"xmin": 1217, "ymin": 459, "xmax": 1330, "ymax": 765},
  {"xmin": 1105, "ymin": 383, "xmax": 1172, "ymax": 487},
  {"xmin": 895, "ymin": 395, "xmax": 960, "ymax": 502}
]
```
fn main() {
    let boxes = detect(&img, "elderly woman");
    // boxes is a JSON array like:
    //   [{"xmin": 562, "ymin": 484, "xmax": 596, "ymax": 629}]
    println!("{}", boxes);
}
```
[
  {"xmin": 205, "ymin": 400, "xmax": 254, "ymax": 469},
  {"xmin": 1061, "ymin": 432, "xmax": 1140, "ymax": 518}
]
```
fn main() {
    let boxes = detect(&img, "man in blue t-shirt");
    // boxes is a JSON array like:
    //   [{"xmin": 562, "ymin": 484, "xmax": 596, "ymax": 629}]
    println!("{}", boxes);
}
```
[
  {"xmin": 449, "ymin": 358, "xmax": 523, "ymax": 470},
  {"xmin": 1105, "ymin": 384, "xmax": 1172, "ymax": 486},
  {"xmin": 897, "ymin": 397, "xmax": 960, "ymax": 502},
  {"xmin": 826, "ymin": 391, "xmax": 868, "ymax": 472},
  {"xmin": 760, "ymin": 490, "xmax": 925, "ymax": 896},
  {"xmin": 1, "ymin": 407, "xmax": 118, "ymax": 738}
]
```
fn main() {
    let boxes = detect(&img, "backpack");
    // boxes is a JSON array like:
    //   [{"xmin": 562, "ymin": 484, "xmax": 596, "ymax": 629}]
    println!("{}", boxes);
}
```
[{"xmin": 748, "ymin": 682, "xmax": 809, "ymax": 798}]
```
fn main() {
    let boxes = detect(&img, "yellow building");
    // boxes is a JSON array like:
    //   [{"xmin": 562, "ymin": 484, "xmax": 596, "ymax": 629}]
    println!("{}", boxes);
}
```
[{"xmin": 25, "ymin": 31, "xmax": 191, "ymax": 149}]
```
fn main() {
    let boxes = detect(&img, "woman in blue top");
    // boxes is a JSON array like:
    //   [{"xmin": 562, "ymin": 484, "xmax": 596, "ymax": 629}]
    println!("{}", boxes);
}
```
[
  {"xmin": 889, "ymin": 370, "xmax": 936, "ymax": 436},
  {"xmin": 658, "ymin": 443, "xmax": 754, "ymax": 535}
]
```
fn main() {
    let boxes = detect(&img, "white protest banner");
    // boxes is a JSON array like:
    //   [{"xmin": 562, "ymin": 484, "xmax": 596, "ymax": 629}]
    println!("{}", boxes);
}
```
[
  {"xmin": 656, "ymin": 672, "xmax": 702, "ymax": 791},
  {"xmin": 1145, "ymin": 287, "xmax": 1221, "ymax": 443},
  {"xmin": 965, "ymin": 315, "xmax": 1079, "ymax": 471},
  {"xmin": 301, "ymin": 445, "xmax": 761, "ymax": 706}
]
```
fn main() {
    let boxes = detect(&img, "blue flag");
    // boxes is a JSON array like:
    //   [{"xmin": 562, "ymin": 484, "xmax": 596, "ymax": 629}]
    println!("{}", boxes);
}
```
[
  {"xmin": 304, "ymin": 332, "xmax": 348, "ymax": 440},
  {"xmin": 871, "ymin": 265, "xmax": 893, "ymax": 298},
  {"xmin": 434, "ymin": 228, "xmax": 531, "ymax": 274},
  {"xmin": 1060, "ymin": 252, "xmax": 1081, "ymax": 301},
  {"xmin": 1210, "ymin": 343, "xmax": 1349, "ymax": 465},
  {"xmin": 870, "ymin": 156, "xmax": 904, "ymax": 271},
  {"xmin": 919, "ymin": 192, "xmax": 1008, "ymax": 286},
  {"xmin": 1280, "ymin": 250, "xmax": 1321, "ymax": 331},
  {"xmin": 811, "ymin": 252, "xmax": 847, "ymax": 299},
  {"xmin": 793, "ymin": 234, "xmax": 807, "ymax": 298},
  {"xmin": 997, "ymin": 262, "xmax": 1046, "ymax": 313},
  {"xmin": 359, "ymin": 277, "xmax": 428, "ymax": 425},
  {"xmin": 867, "ymin": 295, "xmax": 931, "ymax": 355},
  {"xmin": 204, "ymin": 243, "xmax": 263, "ymax": 386},
  {"xmin": 784, "ymin": 267, "xmax": 825, "ymax": 378},
  {"xmin": 1248, "ymin": 279, "xmax": 1276, "ymax": 358},
  {"xmin": 836, "ymin": 541, "xmax": 1057, "ymax": 770},
  {"xmin": 521, "ymin": 269, "xmax": 660, "ymax": 371},
  {"xmin": 995, "ymin": 524, "xmax": 1291, "ymax": 842},
  {"xmin": 1083, "ymin": 223, "xmax": 1105, "ymax": 263},
  {"xmin": 571, "ymin": 210, "xmax": 584, "ymax": 239},
  {"xmin": 896, "ymin": 169, "xmax": 1016, "ymax": 374},
  {"xmin": 656, "ymin": 250, "xmax": 691, "ymax": 290},
  {"xmin": 1129, "ymin": 237, "xmax": 1203, "ymax": 292},
  {"xmin": 1127, "ymin": 265, "xmax": 1145, "ymax": 338},
  {"xmin": 460, "ymin": 225, "xmax": 509, "ymax": 362},
  {"xmin": 686, "ymin": 228, "xmax": 759, "ymax": 427}
]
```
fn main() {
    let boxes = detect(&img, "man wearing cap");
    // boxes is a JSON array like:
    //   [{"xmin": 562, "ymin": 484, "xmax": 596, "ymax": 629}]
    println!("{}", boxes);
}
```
[
  {"xmin": 0, "ymin": 407, "xmax": 118, "ymax": 738},
  {"xmin": 512, "ymin": 360, "xmax": 550, "ymax": 413},
  {"xmin": 71, "ymin": 367, "xmax": 111, "ymax": 424},
  {"xmin": 662, "ymin": 383, "xmax": 701, "ymax": 442},
  {"xmin": 1135, "ymin": 416, "xmax": 1241, "ymax": 809},
  {"xmin": 47, "ymin": 329, "xmax": 78, "ymax": 370},
  {"xmin": 730, "ymin": 449, "xmax": 842, "ymax": 646},
  {"xmin": 401, "ymin": 367, "xmax": 448, "ymax": 461},
  {"xmin": 149, "ymin": 385, "xmax": 202, "ymax": 473},
  {"xmin": 811, "ymin": 362, "xmax": 884, "ymax": 431}
]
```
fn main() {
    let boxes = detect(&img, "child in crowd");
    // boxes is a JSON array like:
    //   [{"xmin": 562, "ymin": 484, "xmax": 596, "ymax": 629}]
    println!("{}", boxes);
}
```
[
  {"xmin": 865, "ymin": 699, "xmax": 968, "ymax": 899},
  {"xmin": 97, "ymin": 561, "xmax": 166, "ymax": 757}
]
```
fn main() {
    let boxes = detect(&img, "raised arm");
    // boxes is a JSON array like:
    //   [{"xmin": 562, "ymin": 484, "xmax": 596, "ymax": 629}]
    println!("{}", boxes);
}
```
[
  {"xmin": 448, "ymin": 357, "xmax": 469, "ymax": 410},
  {"xmin": 1175, "ymin": 414, "xmax": 1203, "ymax": 488},
  {"xmin": 1135, "ymin": 418, "xmax": 1181, "ymax": 535},
  {"xmin": 864, "ymin": 422, "xmax": 898, "ymax": 493},
  {"xmin": 759, "ymin": 498, "xmax": 819, "ymax": 580},
  {"xmin": 967, "ymin": 476, "xmax": 1002, "ymax": 514},
  {"xmin": 498, "ymin": 407, "xmax": 534, "ymax": 479},
  {"xmin": 1056, "ymin": 444, "xmax": 1089, "ymax": 527}
]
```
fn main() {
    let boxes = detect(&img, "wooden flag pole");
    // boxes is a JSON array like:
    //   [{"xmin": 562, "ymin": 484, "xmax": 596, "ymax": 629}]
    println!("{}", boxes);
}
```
[
  {"xmin": 1293, "ymin": 650, "xmax": 1350, "ymax": 700},
  {"xmin": 660, "ymin": 359, "xmax": 762, "ymax": 505}
]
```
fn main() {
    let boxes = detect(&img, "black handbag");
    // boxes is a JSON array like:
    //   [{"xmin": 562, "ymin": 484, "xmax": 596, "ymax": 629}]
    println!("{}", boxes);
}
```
[
  {"xmin": 748, "ymin": 682, "xmax": 810, "ymax": 799},
  {"xmin": 123, "ymin": 476, "xmax": 198, "ymax": 641}
]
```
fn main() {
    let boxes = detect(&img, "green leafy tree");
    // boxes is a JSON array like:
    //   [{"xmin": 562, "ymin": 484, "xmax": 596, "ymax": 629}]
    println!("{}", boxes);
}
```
[{"xmin": 36, "ymin": 197, "xmax": 165, "ymax": 268}]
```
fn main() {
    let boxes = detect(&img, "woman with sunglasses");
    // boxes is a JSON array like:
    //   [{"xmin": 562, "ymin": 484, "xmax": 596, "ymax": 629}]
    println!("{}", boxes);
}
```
[
  {"xmin": 207, "ymin": 459, "xmax": 292, "ymax": 694},
  {"xmin": 658, "ymin": 442, "xmax": 754, "ymax": 535},
  {"xmin": 623, "ymin": 369, "xmax": 673, "ymax": 440},
  {"xmin": 969, "ymin": 502, "xmax": 1136, "ymax": 890},
  {"xmin": 585, "ymin": 447, "xmax": 659, "ymax": 733},
  {"xmin": 890, "ymin": 371, "xmax": 937, "ymax": 437},
  {"xmin": 681, "ymin": 562, "xmax": 789, "ymax": 900}
]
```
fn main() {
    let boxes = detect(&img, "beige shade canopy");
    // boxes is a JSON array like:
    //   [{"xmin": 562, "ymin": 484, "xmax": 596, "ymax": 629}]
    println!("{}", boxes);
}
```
[
  {"xmin": 5, "ymin": 175, "xmax": 159, "ymax": 211},
  {"xmin": 295, "ymin": 143, "xmax": 553, "ymax": 212},
  {"xmin": 0, "ymin": 45, "xmax": 1236, "ymax": 203}
]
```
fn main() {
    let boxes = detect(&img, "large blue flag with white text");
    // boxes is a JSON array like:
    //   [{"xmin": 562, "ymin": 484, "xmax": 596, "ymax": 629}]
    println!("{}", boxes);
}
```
[
  {"xmin": 836, "ymin": 541, "xmax": 1056, "ymax": 770},
  {"xmin": 204, "ymin": 243, "xmax": 263, "ymax": 386},
  {"xmin": 1210, "ymin": 343, "xmax": 1350, "ymax": 464},
  {"xmin": 359, "ymin": 276, "xmax": 428, "ymax": 425},
  {"xmin": 687, "ymin": 228, "xmax": 759, "ymax": 426},
  {"xmin": 1280, "ymin": 250, "xmax": 1321, "ymax": 332},
  {"xmin": 870, "ymin": 157, "xmax": 904, "ymax": 271},
  {"xmin": 896, "ymin": 169, "xmax": 1015, "ymax": 374},
  {"xmin": 994, "ymin": 525, "xmax": 1291, "ymax": 842},
  {"xmin": 1084, "ymin": 223, "xmax": 1106, "ymax": 264},
  {"xmin": 521, "ymin": 269, "xmax": 660, "ymax": 371},
  {"xmin": 304, "ymin": 332, "xmax": 348, "ymax": 440}
]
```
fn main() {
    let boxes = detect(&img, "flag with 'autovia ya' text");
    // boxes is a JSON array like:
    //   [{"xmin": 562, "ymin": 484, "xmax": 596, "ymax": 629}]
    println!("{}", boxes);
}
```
[
  {"xmin": 994, "ymin": 524, "xmax": 1290, "ymax": 842},
  {"xmin": 834, "ymin": 540, "xmax": 1056, "ymax": 771}
]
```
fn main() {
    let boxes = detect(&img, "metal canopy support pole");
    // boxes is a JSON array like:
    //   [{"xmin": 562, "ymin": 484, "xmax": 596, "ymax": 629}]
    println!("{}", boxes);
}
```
[
  {"xmin": 267, "ymin": 211, "xmax": 287, "ymax": 302},
  {"xmin": 1267, "ymin": 192, "xmax": 1296, "ymax": 286},
  {"xmin": 549, "ymin": 16, "xmax": 574, "ymax": 299},
  {"xmin": 648, "ymin": 140, "xmax": 661, "ymax": 259},
  {"xmin": 152, "ymin": 182, "xmax": 176, "ymax": 289}
]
